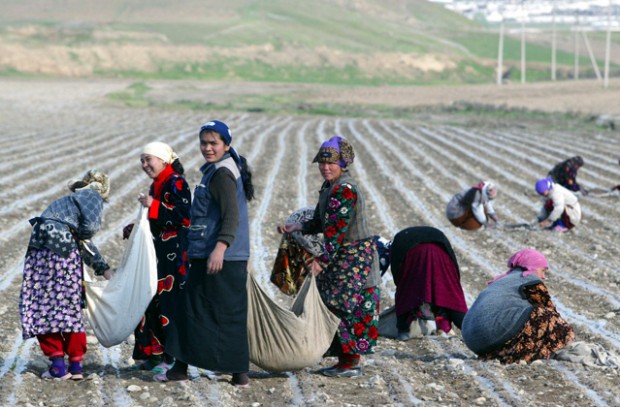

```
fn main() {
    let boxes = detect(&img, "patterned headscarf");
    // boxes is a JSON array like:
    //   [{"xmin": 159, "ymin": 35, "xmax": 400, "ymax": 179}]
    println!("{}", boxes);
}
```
[
  {"xmin": 488, "ymin": 249, "xmax": 548, "ymax": 284},
  {"xmin": 142, "ymin": 141, "xmax": 179, "ymax": 164},
  {"xmin": 68, "ymin": 168, "xmax": 110, "ymax": 200},
  {"xmin": 312, "ymin": 136, "xmax": 355, "ymax": 168}
]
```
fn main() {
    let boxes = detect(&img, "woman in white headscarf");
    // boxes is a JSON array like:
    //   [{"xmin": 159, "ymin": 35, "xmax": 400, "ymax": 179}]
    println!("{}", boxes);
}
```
[
  {"xmin": 128, "ymin": 142, "xmax": 192, "ymax": 375},
  {"xmin": 446, "ymin": 181, "xmax": 499, "ymax": 230}
]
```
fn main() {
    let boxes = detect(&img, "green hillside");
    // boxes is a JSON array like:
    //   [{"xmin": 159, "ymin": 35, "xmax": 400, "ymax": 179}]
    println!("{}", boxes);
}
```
[{"xmin": 0, "ymin": 0, "xmax": 615, "ymax": 84}]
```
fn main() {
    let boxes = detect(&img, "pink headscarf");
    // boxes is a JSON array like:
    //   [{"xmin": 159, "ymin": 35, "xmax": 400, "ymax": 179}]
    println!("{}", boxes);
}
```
[{"xmin": 488, "ymin": 249, "xmax": 548, "ymax": 285}]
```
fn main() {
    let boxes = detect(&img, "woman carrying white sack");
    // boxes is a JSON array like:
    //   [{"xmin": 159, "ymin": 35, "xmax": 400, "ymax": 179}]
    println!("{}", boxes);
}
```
[{"xmin": 124, "ymin": 141, "xmax": 191, "ymax": 374}]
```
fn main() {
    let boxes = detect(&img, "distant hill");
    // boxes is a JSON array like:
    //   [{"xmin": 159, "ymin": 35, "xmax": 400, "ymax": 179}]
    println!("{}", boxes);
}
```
[{"xmin": 0, "ymin": 0, "xmax": 616, "ymax": 84}]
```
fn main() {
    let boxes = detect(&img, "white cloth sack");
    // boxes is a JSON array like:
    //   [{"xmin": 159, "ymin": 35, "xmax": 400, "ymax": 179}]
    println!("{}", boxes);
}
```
[
  {"xmin": 247, "ymin": 272, "xmax": 341, "ymax": 372},
  {"xmin": 84, "ymin": 206, "xmax": 158, "ymax": 348},
  {"xmin": 378, "ymin": 305, "xmax": 435, "ymax": 339}
]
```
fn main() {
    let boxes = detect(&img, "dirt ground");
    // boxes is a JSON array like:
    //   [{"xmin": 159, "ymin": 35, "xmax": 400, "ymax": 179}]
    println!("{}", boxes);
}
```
[{"xmin": 0, "ymin": 78, "xmax": 619, "ymax": 407}]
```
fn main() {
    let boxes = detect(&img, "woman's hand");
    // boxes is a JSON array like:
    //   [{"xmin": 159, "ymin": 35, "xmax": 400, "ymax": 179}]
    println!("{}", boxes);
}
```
[
  {"xmin": 539, "ymin": 219, "xmax": 551, "ymax": 228},
  {"xmin": 138, "ymin": 193, "xmax": 153, "ymax": 208},
  {"xmin": 310, "ymin": 259, "xmax": 324, "ymax": 276},
  {"xmin": 277, "ymin": 223, "xmax": 302, "ymax": 234},
  {"xmin": 103, "ymin": 269, "xmax": 114, "ymax": 280},
  {"xmin": 207, "ymin": 241, "xmax": 228, "ymax": 274}
]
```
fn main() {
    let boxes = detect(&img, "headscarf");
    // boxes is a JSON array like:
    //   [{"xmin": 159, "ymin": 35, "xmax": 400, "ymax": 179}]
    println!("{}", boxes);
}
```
[
  {"xmin": 570, "ymin": 156, "xmax": 584, "ymax": 168},
  {"xmin": 312, "ymin": 136, "xmax": 355, "ymax": 168},
  {"xmin": 535, "ymin": 177, "xmax": 554, "ymax": 195},
  {"xmin": 141, "ymin": 141, "xmax": 178, "ymax": 164},
  {"xmin": 199, "ymin": 119, "xmax": 242, "ymax": 165},
  {"xmin": 68, "ymin": 168, "xmax": 110, "ymax": 200},
  {"xmin": 481, "ymin": 181, "xmax": 497, "ymax": 201},
  {"xmin": 472, "ymin": 180, "xmax": 496, "ymax": 202},
  {"xmin": 488, "ymin": 249, "xmax": 548, "ymax": 285}
]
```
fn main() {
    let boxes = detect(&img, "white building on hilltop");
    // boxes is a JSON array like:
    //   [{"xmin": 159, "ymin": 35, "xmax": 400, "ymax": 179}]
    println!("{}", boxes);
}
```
[{"xmin": 431, "ymin": 0, "xmax": 620, "ymax": 28}]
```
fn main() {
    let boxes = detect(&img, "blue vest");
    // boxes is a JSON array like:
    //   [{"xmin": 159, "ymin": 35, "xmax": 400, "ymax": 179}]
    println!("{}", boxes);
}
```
[{"xmin": 187, "ymin": 155, "xmax": 250, "ymax": 261}]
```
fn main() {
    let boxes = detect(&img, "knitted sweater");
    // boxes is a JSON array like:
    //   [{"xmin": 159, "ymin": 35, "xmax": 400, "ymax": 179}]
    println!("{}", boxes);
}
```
[{"xmin": 461, "ymin": 272, "xmax": 543, "ymax": 355}]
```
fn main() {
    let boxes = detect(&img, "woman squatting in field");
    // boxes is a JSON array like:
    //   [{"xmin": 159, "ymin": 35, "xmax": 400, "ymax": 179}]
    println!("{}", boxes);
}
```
[
  {"xmin": 446, "ymin": 181, "xmax": 500, "ymax": 230},
  {"xmin": 462, "ymin": 249, "xmax": 574, "ymax": 364}
]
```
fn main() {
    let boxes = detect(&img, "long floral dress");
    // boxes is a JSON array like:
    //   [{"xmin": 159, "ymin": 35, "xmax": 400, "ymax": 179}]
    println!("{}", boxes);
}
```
[
  {"xmin": 303, "ymin": 176, "xmax": 380, "ymax": 356},
  {"xmin": 132, "ymin": 166, "xmax": 191, "ymax": 361}
]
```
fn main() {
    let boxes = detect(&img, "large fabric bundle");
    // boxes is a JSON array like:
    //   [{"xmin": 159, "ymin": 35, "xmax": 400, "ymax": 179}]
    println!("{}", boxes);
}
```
[
  {"xmin": 84, "ymin": 207, "xmax": 158, "ymax": 348},
  {"xmin": 270, "ymin": 207, "xmax": 323, "ymax": 296},
  {"xmin": 247, "ymin": 273, "xmax": 340, "ymax": 372}
]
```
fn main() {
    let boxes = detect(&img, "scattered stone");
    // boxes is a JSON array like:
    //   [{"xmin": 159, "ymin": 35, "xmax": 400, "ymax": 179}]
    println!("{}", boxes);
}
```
[
  {"xmin": 127, "ymin": 384, "xmax": 142, "ymax": 392},
  {"xmin": 86, "ymin": 335, "xmax": 99, "ymax": 345},
  {"xmin": 604, "ymin": 312, "xmax": 615, "ymax": 319},
  {"xmin": 448, "ymin": 358, "xmax": 464, "ymax": 367},
  {"xmin": 139, "ymin": 392, "xmax": 151, "ymax": 400},
  {"xmin": 474, "ymin": 397, "xmax": 486, "ymax": 405}
]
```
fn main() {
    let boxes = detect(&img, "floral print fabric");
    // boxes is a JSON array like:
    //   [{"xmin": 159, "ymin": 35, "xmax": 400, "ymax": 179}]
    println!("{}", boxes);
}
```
[
  {"xmin": 317, "ymin": 238, "xmax": 376, "ymax": 314},
  {"xmin": 327, "ymin": 287, "xmax": 380, "ymax": 356},
  {"xmin": 20, "ymin": 247, "xmax": 85, "ymax": 339},
  {"xmin": 320, "ymin": 183, "xmax": 356, "ymax": 263}
]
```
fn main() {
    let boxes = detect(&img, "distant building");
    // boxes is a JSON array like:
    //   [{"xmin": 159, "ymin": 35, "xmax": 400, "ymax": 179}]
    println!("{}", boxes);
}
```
[{"xmin": 430, "ymin": 0, "xmax": 620, "ymax": 28}]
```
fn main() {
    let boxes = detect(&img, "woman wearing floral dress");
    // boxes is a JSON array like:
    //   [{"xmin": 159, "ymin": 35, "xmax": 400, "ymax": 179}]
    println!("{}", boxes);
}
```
[
  {"xmin": 20, "ymin": 169, "xmax": 111, "ymax": 380},
  {"xmin": 462, "ymin": 249, "xmax": 574, "ymax": 364},
  {"xmin": 129, "ymin": 142, "xmax": 191, "ymax": 374},
  {"xmin": 279, "ymin": 136, "xmax": 381, "ymax": 378}
]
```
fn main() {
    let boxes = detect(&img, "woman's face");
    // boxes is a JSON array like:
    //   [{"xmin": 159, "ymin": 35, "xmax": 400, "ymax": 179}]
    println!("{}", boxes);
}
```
[
  {"xmin": 319, "ymin": 162, "xmax": 343, "ymax": 183},
  {"xmin": 535, "ymin": 266, "xmax": 548, "ymax": 280},
  {"xmin": 200, "ymin": 131, "xmax": 230, "ymax": 163},
  {"xmin": 140, "ymin": 154, "xmax": 167, "ymax": 179}
]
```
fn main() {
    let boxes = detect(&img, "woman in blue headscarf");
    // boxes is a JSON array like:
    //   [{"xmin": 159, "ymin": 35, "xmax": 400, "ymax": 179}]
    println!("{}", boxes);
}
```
[
  {"xmin": 279, "ymin": 136, "xmax": 381, "ymax": 378},
  {"xmin": 159, "ymin": 120, "xmax": 254, "ymax": 387}
]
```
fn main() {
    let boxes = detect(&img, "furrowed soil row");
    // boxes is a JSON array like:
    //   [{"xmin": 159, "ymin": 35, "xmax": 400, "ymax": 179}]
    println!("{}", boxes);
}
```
[{"xmin": 1, "ymin": 104, "xmax": 619, "ymax": 406}]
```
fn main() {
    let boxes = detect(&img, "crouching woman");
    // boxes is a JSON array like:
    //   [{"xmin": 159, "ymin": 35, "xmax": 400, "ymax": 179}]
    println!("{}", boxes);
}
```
[{"xmin": 461, "ymin": 249, "xmax": 574, "ymax": 364}]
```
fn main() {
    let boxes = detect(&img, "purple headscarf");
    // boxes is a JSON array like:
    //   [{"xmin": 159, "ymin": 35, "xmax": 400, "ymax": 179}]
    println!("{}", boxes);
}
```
[
  {"xmin": 312, "ymin": 136, "xmax": 355, "ymax": 168},
  {"xmin": 488, "ymin": 249, "xmax": 548, "ymax": 285}
]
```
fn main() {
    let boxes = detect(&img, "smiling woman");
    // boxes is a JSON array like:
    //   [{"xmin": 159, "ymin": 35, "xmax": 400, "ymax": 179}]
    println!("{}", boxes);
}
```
[{"xmin": 127, "ymin": 141, "xmax": 191, "ymax": 375}]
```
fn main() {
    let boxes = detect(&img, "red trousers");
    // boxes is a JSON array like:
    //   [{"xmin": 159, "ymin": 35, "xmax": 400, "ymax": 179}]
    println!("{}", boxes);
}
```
[{"xmin": 37, "ymin": 332, "xmax": 87, "ymax": 362}]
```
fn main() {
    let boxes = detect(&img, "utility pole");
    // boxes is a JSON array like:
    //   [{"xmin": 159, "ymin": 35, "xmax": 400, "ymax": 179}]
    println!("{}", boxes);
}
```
[
  {"xmin": 521, "ymin": 14, "xmax": 526, "ymax": 84},
  {"xmin": 497, "ymin": 21, "xmax": 504, "ymax": 85},
  {"xmin": 574, "ymin": 13, "xmax": 580, "ymax": 80},
  {"xmin": 582, "ymin": 30, "xmax": 602, "ymax": 82},
  {"xmin": 604, "ymin": 0, "xmax": 612, "ymax": 88},
  {"xmin": 551, "ymin": 0, "xmax": 557, "ymax": 81}
]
